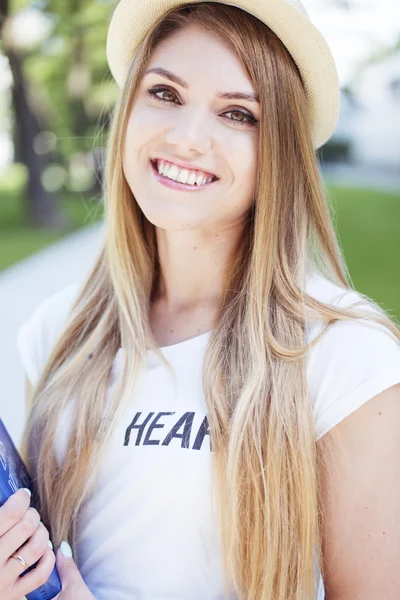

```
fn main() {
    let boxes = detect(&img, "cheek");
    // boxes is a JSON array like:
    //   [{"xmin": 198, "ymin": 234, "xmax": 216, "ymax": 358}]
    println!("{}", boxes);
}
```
[
  {"xmin": 127, "ymin": 103, "xmax": 169, "ymax": 140},
  {"xmin": 229, "ymin": 136, "xmax": 258, "ymax": 190},
  {"xmin": 122, "ymin": 120, "xmax": 137, "ymax": 175},
  {"xmin": 124, "ymin": 112, "xmax": 145, "ymax": 157},
  {"xmin": 123, "ymin": 105, "xmax": 172, "ymax": 182},
  {"xmin": 123, "ymin": 112, "xmax": 152, "ymax": 183},
  {"xmin": 124, "ymin": 104, "xmax": 161, "ymax": 150}
]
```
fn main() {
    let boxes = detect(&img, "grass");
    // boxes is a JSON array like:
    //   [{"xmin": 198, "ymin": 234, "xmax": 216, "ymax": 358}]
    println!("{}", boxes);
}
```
[
  {"xmin": 328, "ymin": 184, "xmax": 400, "ymax": 321},
  {"xmin": 0, "ymin": 187, "xmax": 103, "ymax": 272},
  {"xmin": 0, "ymin": 180, "xmax": 399, "ymax": 320}
]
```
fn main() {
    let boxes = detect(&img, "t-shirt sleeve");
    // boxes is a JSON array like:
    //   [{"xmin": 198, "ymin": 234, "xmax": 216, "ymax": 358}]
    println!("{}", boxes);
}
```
[
  {"xmin": 307, "ymin": 309, "xmax": 400, "ymax": 441},
  {"xmin": 16, "ymin": 284, "xmax": 80, "ymax": 387}
]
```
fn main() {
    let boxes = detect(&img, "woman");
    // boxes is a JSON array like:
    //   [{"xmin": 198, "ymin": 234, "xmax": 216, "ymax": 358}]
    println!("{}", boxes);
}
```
[{"xmin": 3, "ymin": 1, "xmax": 400, "ymax": 599}]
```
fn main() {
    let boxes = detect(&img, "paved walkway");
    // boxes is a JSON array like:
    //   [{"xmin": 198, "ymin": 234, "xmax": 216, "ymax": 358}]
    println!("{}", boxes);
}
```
[{"xmin": 0, "ymin": 222, "xmax": 104, "ymax": 446}]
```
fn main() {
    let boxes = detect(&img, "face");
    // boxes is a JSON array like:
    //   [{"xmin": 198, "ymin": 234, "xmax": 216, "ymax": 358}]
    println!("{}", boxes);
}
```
[{"xmin": 122, "ymin": 23, "xmax": 260, "ymax": 232}]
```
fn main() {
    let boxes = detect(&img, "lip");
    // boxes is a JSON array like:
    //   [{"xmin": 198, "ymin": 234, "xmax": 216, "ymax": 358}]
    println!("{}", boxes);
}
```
[
  {"xmin": 150, "ymin": 159, "xmax": 218, "ymax": 192},
  {"xmin": 151, "ymin": 157, "xmax": 218, "ymax": 180}
]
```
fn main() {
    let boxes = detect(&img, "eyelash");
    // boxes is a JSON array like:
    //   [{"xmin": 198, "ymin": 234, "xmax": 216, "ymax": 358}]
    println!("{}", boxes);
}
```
[{"xmin": 146, "ymin": 86, "xmax": 258, "ymax": 127}]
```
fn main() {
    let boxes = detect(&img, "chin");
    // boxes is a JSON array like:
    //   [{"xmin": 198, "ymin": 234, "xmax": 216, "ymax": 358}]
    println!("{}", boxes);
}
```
[
  {"xmin": 136, "ymin": 205, "xmax": 193, "ymax": 231},
  {"xmin": 134, "ymin": 195, "xmax": 205, "ymax": 230}
]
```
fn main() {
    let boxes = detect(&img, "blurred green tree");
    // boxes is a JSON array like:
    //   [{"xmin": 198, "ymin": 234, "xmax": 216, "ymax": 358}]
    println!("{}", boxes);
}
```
[
  {"xmin": 0, "ymin": 0, "xmax": 66, "ymax": 226},
  {"xmin": 25, "ymin": 0, "xmax": 118, "ymax": 193},
  {"xmin": 0, "ymin": 0, "xmax": 118, "ymax": 227}
]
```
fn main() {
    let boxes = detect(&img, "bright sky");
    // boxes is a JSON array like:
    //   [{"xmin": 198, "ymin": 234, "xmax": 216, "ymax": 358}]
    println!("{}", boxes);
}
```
[{"xmin": 306, "ymin": 0, "xmax": 399, "ymax": 84}]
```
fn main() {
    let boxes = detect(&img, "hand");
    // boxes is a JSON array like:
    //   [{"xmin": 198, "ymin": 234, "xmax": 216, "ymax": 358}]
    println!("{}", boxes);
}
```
[
  {"xmin": 53, "ymin": 541, "xmax": 95, "ymax": 600},
  {"xmin": 0, "ymin": 487, "xmax": 55, "ymax": 600}
]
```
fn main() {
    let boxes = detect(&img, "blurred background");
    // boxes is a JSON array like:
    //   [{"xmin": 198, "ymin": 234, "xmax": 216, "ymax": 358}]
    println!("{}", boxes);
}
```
[{"xmin": 0, "ymin": 0, "xmax": 399, "ymax": 445}]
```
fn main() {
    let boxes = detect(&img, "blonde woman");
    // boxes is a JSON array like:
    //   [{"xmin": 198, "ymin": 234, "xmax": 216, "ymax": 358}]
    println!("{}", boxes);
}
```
[{"xmin": 2, "ymin": 1, "xmax": 400, "ymax": 599}]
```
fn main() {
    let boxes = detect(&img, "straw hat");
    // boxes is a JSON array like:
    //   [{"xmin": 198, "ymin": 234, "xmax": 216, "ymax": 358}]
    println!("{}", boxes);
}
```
[{"xmin": 106, "ymin": 0, "xmax": 340, "ymax": 149}]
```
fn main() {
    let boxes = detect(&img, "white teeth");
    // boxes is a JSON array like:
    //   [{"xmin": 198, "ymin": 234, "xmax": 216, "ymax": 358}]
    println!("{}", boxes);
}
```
[
  {"xmin": 187, "ymin": 171, "xmax": 197, "ymax": 185},
  {"xmin": 176, "ymin": 169, "xmax": 190, "ymax": 184},
  {"xmin": 195, "ymin": 173, "xmax": 206, "ymax": 186},
  {"xmin": 158, "ymin": 161, "xmax": 170, "ymax": 176},
  {"xmin": 166, "ymin": 164, "xmax": 179, "ymax": 180},
  {"xmin": 155, "ymin": 160, "xmax": 214, "ymax": 186}
]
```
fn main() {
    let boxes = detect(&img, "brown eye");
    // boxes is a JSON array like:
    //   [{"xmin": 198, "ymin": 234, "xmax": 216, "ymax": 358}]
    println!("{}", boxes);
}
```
[
  {"xmin": 147, "ymin": 87, "xmax": 178, "ymax": 104},
  {"xmin": 230, "ymin": 111, "xmax": 246, "ymax": 122},
  {"xmin": 157, "ymin": 90, "xmax": 176, "ymax": 102},
  {"xmin": 223, "ymin": 110, "xmax": 258, "ymax": 126}
]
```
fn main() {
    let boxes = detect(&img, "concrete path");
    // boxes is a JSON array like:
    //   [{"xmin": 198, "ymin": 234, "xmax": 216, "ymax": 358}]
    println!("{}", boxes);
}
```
[{"xmin": 0, "ymin": 222, "xmax": 104, "ymax": 447}]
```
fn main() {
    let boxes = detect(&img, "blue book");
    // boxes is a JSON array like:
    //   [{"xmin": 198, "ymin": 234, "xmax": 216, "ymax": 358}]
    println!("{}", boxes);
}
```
[{"xmin": 0, "ymin": 418, "xmax": 62, "ymax": 600}]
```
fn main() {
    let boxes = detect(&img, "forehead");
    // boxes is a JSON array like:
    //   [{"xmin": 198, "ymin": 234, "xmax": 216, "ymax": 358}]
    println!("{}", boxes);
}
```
[{"xmin": 146, "ymin": 24, "xmax": 255, "ymax": 92}]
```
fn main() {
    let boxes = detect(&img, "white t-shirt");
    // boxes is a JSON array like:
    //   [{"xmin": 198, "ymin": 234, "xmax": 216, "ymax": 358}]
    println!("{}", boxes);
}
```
[{"xmin": 16, "ymin": 270, "xmax": 400, "ymax": 600}]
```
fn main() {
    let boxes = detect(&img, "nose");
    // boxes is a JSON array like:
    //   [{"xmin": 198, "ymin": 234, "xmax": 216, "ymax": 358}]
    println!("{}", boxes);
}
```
[{"xmin": 165, "ymin": 111, "xmax": 212, "ymax": 154}]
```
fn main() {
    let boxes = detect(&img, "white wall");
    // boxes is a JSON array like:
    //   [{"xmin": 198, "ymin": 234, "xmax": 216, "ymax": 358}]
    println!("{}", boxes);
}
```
[{"xmin": 349, "ymin": 54, "xmax": 400, "ymax": 168}]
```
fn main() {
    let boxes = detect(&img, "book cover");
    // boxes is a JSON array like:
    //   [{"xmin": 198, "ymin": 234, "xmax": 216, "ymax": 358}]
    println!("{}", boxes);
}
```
[{"xmin": 0, "ymin": 418, "xmax": 62, "ymax": 600}]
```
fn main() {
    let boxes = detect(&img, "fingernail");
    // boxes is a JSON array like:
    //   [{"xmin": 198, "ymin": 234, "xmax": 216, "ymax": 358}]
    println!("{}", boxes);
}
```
[
  {"xmin": 60, "ymin": 541, "xmax": 72, "ymax": 558},
  {"xmin": 48, "ymin": 540, "xmax": 53, "ymax": 550},
  {"xmin": 21, "ymin": 487, "xmax": 31, "ymax": 497}
]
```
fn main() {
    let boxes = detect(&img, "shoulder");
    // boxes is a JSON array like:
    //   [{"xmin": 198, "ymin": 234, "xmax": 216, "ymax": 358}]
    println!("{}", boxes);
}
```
[
  {"xmin": 16, "ymin": 284, "xmax": 80, "ymax": 386},
  {"xmin": 305, "ymin": 269, "xmax": 370, "ymax": 320},
  {"xmin": 304, "ymin": 270, "xmax": 400, "ymax": 440}
]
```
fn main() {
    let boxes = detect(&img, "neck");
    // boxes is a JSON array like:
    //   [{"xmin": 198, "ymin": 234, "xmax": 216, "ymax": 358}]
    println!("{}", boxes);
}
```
[{"xmin": 152, "ymin": 223, "xmax": 244, "ymax": 313}]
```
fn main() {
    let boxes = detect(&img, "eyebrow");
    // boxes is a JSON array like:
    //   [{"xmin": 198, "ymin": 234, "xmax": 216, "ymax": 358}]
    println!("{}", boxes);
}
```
[{"xmin": 145, "ymin": 67, "xmax": 260, "ymax": 103}]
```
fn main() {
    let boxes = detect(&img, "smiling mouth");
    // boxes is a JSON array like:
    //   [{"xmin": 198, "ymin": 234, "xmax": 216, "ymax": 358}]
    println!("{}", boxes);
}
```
[{"xmin": 150, "ymin": 159, "xmax": 218, "ymax": 187}]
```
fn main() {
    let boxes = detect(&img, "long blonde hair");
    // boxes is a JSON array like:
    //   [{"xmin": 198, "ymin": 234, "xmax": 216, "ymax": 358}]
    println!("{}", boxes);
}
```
[{"xmin": 21, "ymin": 3, "xmax": 400, "ymax": 599}]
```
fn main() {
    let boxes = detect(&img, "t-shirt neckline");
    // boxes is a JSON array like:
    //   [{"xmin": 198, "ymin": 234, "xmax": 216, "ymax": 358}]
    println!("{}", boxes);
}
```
[{"xmin": 151, "ymin": 329, "xmax": 213, "ymax": 359}]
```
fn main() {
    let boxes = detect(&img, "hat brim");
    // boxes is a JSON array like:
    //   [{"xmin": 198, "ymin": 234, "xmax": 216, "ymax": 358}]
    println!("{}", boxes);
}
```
[{"xmin": 106, "ymin": 0, "xmax": 340, "ymax": 149}]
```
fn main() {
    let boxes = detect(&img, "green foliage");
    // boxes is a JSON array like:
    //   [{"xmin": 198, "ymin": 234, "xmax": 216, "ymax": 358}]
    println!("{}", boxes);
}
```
[
  {"xmin": 0, "ymin": 182, "xmax": 103, "ymax": 271},
  {"xmin": 10, "ymin": 0, "xmax": 31, "ymax": 16},
  {"xmin": 10, "ymin": 0, "xmax": 116, "ymax": 191},
  {"xmin": 329, "ymin": 185, "xmax": 400, "ymax": 320}
]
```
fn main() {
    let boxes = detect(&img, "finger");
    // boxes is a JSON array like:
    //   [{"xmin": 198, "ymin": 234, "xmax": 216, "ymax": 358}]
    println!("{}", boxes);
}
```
[
  {"xmin": 11, "ymin": 546, "xmax": 55, "ymax": 600},
  {"xmin": 55, "ymin": 541, "xmax": 83, "ymax": 588},
  {"xmin": 0, "ymin": 506, "xmax": 40, "ymax": 567},
  {"xmin": 6, "ymin": 521, "xmax": 50, "ymax": 584},
  {"xmin": 0, "ymin": 488, "xmax": 31, "ymax": 538}
]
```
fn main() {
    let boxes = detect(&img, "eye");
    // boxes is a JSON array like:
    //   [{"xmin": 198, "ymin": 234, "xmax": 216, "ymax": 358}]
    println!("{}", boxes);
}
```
[
  {"xmin": 147, "ymin": 86, "xmax": 179, "ymax": 103},
  {"xmin": 223, "ymin": 110, "xmax": 258, "ymax": 127},
  {"xmin": 146, "ymin": 85, "xmax": 258, "ymax": 127}
]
